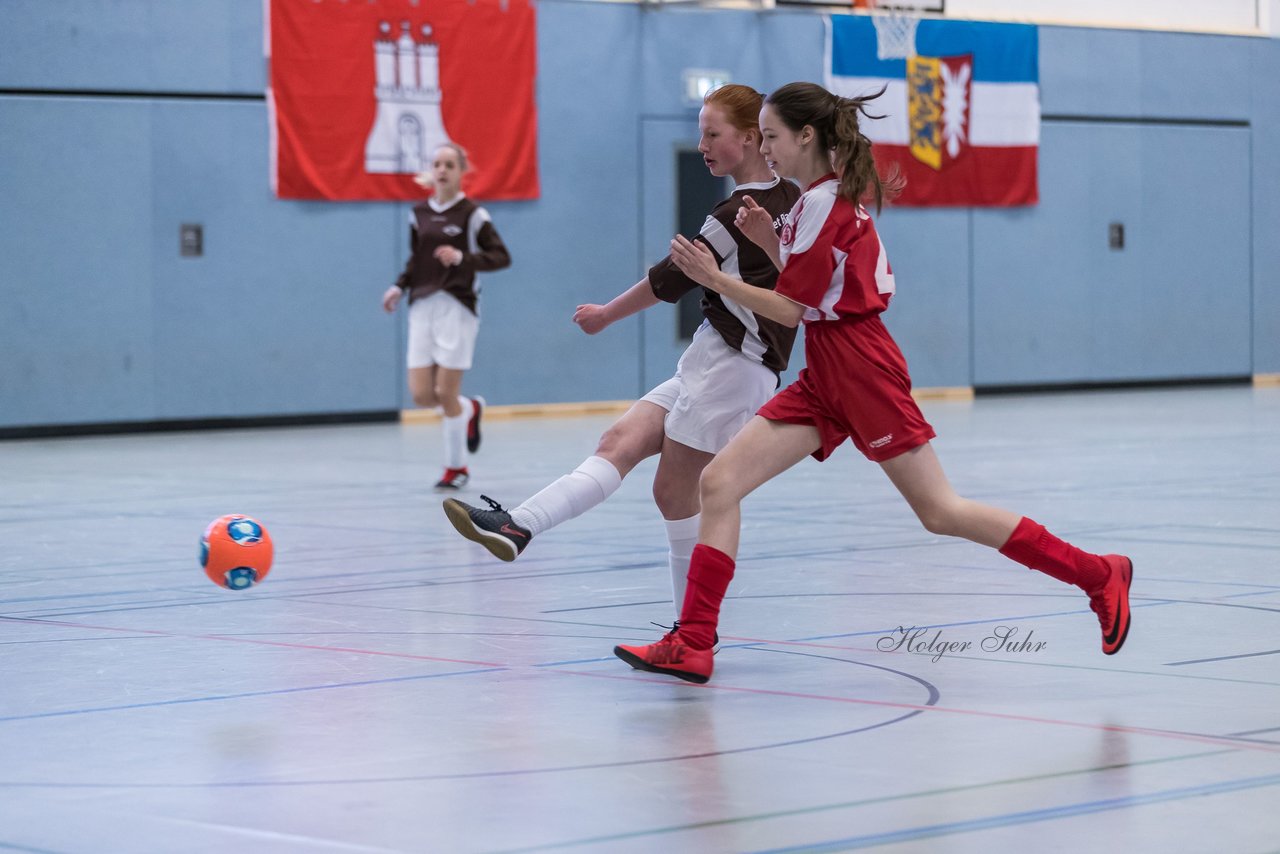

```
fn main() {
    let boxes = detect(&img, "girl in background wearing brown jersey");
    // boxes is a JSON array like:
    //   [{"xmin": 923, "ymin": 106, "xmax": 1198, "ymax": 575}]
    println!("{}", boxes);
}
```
[
  {"xmin": 382, "ymin": 143, "xmax": 511, "ymax": 490},
  {"xmin": 442, "ymin": 85, "xmax": 800, "ymax": 627}
]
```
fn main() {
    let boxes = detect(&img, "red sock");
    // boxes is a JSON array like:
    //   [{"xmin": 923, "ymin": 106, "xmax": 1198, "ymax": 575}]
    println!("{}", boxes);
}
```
[
  {"xmin": 677, "ymin": 544, "xmax": 735, "ymax": 650},
  {"xmin": 999, "ymin": 517, "xmax": 1108, "ymax": 592}
]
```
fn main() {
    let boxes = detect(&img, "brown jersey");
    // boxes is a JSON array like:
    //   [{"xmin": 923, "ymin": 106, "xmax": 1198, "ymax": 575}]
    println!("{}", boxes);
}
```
[
  {"xmin": 395, "ymin": 195, "xmax": 511, "ymax": 315},
  {"xmin": 648, "ymin": 176, "xmax": 802, "ymax": 375}
]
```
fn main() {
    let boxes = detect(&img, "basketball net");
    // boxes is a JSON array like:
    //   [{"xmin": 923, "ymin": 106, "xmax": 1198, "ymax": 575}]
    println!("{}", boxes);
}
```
[{"xmin": 853, "ymin": 0, "xmax": 922, "ymax": 60}]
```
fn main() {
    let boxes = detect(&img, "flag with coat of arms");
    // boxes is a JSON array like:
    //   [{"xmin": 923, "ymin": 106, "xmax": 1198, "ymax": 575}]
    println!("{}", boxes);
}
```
[{"xmin": 826, "ymin": 14, "xmax": 1039, "ymax": 206}]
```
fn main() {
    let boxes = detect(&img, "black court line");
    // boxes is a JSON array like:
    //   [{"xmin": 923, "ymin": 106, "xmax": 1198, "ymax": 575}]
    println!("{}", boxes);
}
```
[
  {"xmin": 1041, "ymin": 114, "xmax": 1250, "ymax": 129},
  {"xmin": 0, "ymin": 87, "xmax": 265, "ymax": 102}
]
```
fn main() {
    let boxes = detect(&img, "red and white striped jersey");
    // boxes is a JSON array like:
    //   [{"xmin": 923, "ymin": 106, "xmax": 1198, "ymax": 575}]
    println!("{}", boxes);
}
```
[{"xmin": 776, "ymin": 174, "xmax": 896, "ymax": 322}]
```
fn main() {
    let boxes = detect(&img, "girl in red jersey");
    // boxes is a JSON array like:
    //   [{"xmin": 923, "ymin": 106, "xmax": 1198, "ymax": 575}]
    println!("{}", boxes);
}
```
[
  {"xmin": 382, "ymin": 143, "xmax": 511, "ymax": 490},
  {"xmin": 441, "ymin": 85, "xmax": 800, "ymax": 625},
  {"xmin": 614, "ymin": 82, "xmax": 1133, "ymax": 684}
]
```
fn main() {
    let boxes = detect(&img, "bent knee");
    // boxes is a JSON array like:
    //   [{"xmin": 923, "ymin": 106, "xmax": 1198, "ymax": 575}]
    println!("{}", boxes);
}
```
[
  {"xmin": 652, "ymin": 477, "xmax": 700, "ymax": 520},
  {"xmin": 595, "ymin": 426, "xmax": 656, "ymax": 472},
  {"xmin": 698, "ymin": 461, "xmax": 742, "ymax": 508},
  {"xmin": 917, "ymin": 503, "xmax": 964, "ymax": 537}
]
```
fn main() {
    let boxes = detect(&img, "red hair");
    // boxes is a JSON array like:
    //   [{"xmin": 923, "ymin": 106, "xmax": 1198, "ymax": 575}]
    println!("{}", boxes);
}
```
[{"xmin": 704, "ymin": 84, "xmax": 764, "ymax": 143}]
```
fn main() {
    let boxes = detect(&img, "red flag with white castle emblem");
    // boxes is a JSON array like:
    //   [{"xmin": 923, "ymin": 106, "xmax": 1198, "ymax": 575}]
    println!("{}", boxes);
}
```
[{"xmin": 267, "ymin": 0, "xmax": 539, "ymax": 201}]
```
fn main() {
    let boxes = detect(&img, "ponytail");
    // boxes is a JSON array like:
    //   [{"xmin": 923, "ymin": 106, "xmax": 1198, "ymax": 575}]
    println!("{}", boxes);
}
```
[
  {"xmin": 765, "ymin": 82, "xmax": 903, "ymax": 212},
  {"xmin": 829, "ymin": 90, "xmax": 903, "ymax": 213}
]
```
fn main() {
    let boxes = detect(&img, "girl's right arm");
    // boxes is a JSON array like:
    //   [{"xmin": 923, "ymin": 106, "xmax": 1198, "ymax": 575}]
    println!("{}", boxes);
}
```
[
  {"xmin": 573, "ymin": 278, "xmax": 661, "ymax": 335},
  {"xmin": 735, "ymin": 196, "xmax": 783, "ymax": 271},
  {"xmin": 384, "ymin": 220, "xmax": 418, "ymax": 312},
  {"xmin": 381, "ymin": 285, "xmax": 404, "ymax": 313}
]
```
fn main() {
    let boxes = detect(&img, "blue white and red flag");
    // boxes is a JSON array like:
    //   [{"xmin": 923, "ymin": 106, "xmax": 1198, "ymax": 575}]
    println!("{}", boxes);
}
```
[{"xmin": 827, "ymin": 15, "xmax": 1039, "ymax": 206}]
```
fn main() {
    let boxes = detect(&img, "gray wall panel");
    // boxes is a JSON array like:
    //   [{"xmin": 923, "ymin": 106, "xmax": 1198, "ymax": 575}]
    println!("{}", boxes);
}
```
[
  {"xmin": 0, "ymin": 3, "xmax": 1275, "ymax": 431},
  {"xmin": 147, "ymin": 101, "xmax": 400, "ymax": 419},
  {"xmin": 0, "ymin": 96, "xmax": 158, "ymax": 426},
  {"xmin": 1251, "ymin": 36, "xmax": 1280, "ymax": 374},
  {"xmin": 1041, "ymin": 27, "xmax": 1253, "ymax": 120},
  {"xmin": 457, "ymin": 1, "xmax": 643, "ymax": 408},
  {"xmin": 973, "ymin": 121, "xmax": 1251, "ymax": 385},
  {"xmin": 0, "ymin": 0, "xmax": 264, "ymax": 94}
]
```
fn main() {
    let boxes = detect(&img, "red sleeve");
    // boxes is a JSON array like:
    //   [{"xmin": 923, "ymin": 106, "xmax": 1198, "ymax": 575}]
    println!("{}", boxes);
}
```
[{"xmin": 775, "ymin": 216, "xmax": 837, "ymax": 309}]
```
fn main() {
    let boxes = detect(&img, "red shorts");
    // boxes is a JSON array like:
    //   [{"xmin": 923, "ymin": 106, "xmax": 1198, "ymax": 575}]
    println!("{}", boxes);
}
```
[{"xmin": 757, "ymin": 315, "xmax": 935, "ymax": 462}]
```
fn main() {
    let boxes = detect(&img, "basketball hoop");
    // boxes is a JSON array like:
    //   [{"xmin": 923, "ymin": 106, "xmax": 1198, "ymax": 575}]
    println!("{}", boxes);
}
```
[{"xmin": 855, "ymin": 0, "xmax": 926, "ymax": 61}]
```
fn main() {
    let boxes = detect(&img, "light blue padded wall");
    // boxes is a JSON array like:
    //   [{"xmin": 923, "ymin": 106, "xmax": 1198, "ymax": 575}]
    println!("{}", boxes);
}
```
[
  {"xmin": 0, "ymin": 93, "xmax": 403, "ymax": 427},
  {"xmin": 1251, "ymin": 35, "xmax": 1280, "ymax": 374},
  {"xmin": 0, "ymin": 0, "xmax": 263, "ymax": 93},
  {"xmin": 458, "ymin": 0, "xmax": 642, "ymax": 409},
  {"xmin": 0, "ymin": 2, "xmax": 1276, "ymax": 431},
  {"xmin": 970, "ymin": 27, "xmax": 1258, "ymax": 385}
]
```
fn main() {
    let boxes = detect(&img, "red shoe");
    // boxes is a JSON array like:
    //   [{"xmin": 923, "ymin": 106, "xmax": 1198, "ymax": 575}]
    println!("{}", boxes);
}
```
[
  {"xmin": 614, "ymin": 629, "xmax": 713, "ymax": 684},
  {"xmin": 466, "ymin": 396, "xmax": 485, "ymax": 454},
  {"xmin": 434, "ymin": 467, "xmax": 470, "ymax": 490},
  {"xmin": 1089, "ymin": 555, "xmax": 1133, "ymax": 655}
]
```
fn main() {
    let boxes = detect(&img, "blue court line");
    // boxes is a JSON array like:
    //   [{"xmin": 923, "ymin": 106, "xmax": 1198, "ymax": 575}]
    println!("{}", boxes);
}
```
[
  {"xmin": 0, "ymin": 843, "xmax": 63, "ymax": 854},
  {"xmin": 1168, "ymin": 648, "xmax": 1280, "ymax": 666},
  {"xmin": 0, "ymin": 634, "xmax": 157, "ymax": 647},
  {"xmin": 0, "ymin": 558, "xmax": 659, "ymax": 620},
  {"xmin": 0, "ymin": 667, "xmax": 505, "ymax": 723},
  {"xmin": 0, "ymin": 711, "xmax": 930, "ymax": 789},
  {"xmin": 490, "ymin": 748, "xmax": 1233, "ymax": 853},
  {"xmin": 749, "ymin": 771, "xmax": 1280, "ymax": 853}
]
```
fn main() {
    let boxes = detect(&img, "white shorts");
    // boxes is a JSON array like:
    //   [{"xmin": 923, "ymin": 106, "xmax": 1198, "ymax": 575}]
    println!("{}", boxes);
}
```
[
  {"xmin": 407, "ymin": 291, "xmax": 479, "ymax": 371},
  {"xmin": 641, "ymin": 321, "xmax": 777, "ymax": 454}
]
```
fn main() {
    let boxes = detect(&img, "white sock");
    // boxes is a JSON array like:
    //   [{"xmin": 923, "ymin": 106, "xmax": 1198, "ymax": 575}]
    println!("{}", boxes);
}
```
[
  {"xmin": 510, "ymin": 455, "xmax": 622, "ymax": 536},
  {"xmin": 664, "ymin": 514, "xmax": 700, "ymax": 621},
  {"xmin": 442, "ymin": 407, "xmax": 468, "ymax": 469}
]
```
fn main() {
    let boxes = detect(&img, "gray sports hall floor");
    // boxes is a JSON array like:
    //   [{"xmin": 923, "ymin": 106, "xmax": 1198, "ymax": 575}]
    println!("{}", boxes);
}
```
[{"xmin": 2, "ymin": 385, "xmax": 1278, "ymax": 854}]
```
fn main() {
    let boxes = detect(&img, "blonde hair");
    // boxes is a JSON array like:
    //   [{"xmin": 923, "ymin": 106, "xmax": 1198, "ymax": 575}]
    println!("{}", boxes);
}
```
[
  {"xmin": 413, "ymin": 142, "xmax": 470, "ymax": 190},
  {"xmin": 434, "ymin": 142, "xmax": 469, "ymax": 172}
]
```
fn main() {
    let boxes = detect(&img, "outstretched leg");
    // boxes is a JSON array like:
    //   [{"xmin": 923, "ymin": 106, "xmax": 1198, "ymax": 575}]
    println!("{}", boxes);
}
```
[
  {"xmin": 880, "ymin": 442, "xmax": 1132, "ymax": 654},
  {"xmin": 442, "ymin": 401, "xmax": 666, "ymax": 560},
  {"xmin": 508, "ymin": 400, "xmax": 666, "ymax": 534}
]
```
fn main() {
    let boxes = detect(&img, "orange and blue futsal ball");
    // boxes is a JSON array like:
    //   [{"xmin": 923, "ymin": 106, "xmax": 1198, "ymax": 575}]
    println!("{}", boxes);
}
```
[{"xmin": 201, "ymin": 515, "xmax": 273, "ymax": 590}]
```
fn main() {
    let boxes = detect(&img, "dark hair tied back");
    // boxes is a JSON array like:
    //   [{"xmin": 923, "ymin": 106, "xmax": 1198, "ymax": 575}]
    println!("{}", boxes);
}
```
[{"xmin": 766, "ymin": 82, "xmax": 904, "ymax": 212}]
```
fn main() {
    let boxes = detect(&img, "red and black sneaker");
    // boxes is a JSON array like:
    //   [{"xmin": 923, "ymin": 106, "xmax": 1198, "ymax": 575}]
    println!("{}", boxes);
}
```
[
  {"xmin": 441, "ymin": 494, "xmax": 531, "ymax": 561},
  {"xmin": 466, "ymin": 396, "xmax": 485, "ymax": 454},
  {"xmin": 434, "ymin": 467, "xmax": 470, "ymax": 491},
  {"xmin": 1090, "ymin": 555, "xmax": 1133, "ymax": 655},
  {"xmin": 614, "ymin": 628, "xmax": 713, "ymax": 684}
]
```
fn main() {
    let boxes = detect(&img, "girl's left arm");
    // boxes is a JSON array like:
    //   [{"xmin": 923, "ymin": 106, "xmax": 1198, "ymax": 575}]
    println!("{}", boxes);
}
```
[
  {"xmin": 668, "ymin": 235, "xmax": 806, "ymax": 327},
  {"xmin": 467, "ymin": 216, "xmax": 512, "ymax": 272}
]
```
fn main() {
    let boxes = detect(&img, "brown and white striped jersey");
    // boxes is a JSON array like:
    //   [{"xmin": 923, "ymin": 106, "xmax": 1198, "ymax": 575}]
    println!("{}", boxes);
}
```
[
  {"xmin": 395, "ymin": 194, "xmax": 511, "ymax": 315},
  {"xmin": 648, "ymin": 176, "xmax": 801, "ymax": 375}
]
